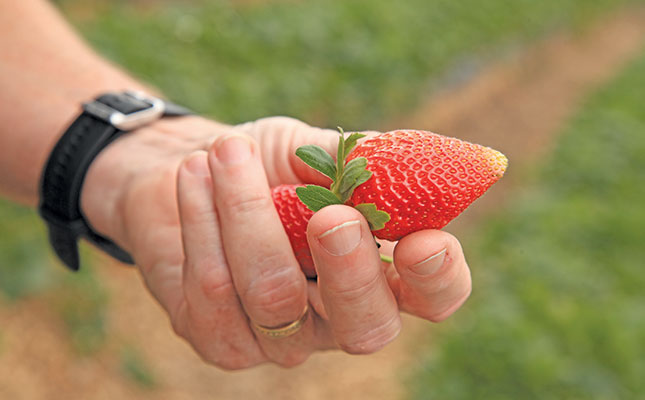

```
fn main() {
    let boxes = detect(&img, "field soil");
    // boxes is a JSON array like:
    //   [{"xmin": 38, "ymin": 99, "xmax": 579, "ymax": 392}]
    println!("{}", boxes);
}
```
[{"xmin": 1, "ymin": 7, "xmax": 644, "ymax": 400}]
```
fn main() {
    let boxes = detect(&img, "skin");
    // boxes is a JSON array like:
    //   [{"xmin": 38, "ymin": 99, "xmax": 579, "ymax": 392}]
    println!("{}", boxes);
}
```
[{"xmin": 0, "ymin": 1, "xmax": 472, "ymax": 369}]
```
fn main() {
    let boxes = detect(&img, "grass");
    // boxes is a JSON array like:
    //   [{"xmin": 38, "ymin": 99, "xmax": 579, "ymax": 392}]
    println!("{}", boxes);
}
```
[
  {"xmin": 408, "ymin": 48, "xmax": 645, "ymax": 399},
  {"xmin": 57, "ymin": 0, "xmax": 634, "ymax": 129}
]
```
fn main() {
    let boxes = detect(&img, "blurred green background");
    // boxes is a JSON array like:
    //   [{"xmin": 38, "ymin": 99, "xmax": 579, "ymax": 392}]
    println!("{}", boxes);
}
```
[
  {"xmin": 409, "ymin": 47, "xmax": 645, "ymax": 400},
  {"xmin": 1, "ymin": 0, "xmax": 644, "ymax": 398}
]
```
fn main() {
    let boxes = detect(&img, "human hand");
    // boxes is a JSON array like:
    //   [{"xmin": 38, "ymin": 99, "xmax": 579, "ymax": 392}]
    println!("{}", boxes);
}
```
[{"xmin": 80, "ymin": 115, "xmax": 472, "ymax": 369}]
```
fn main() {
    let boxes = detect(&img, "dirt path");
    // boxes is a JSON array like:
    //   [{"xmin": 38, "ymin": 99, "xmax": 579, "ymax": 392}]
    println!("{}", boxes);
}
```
[
  {"xmin": 2, "ymin": 7, "xmax": 645, "ymax": 400},
  {"xmin": 390, "ymin": 6, "xmax": 645, "ymax": 231}
]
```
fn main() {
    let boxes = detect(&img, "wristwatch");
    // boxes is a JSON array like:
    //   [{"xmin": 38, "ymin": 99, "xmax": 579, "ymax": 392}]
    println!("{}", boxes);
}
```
[{"xmin": 39, "ymin": 91, "xmax": 191, "ymax": 271}]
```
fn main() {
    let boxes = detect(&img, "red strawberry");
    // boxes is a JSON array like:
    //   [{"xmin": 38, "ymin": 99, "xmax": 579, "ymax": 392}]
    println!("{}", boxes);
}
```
[
  {"xmin": 271, "ymin": 184, "xmax": 316, "ymax": 277},
  {"xmin": 275, "ymin": 129, "xmax": 507, "ymax": 276},
  {"xmin": 347, "ymin": 130, "xmax": 507, "ymax": 241}
]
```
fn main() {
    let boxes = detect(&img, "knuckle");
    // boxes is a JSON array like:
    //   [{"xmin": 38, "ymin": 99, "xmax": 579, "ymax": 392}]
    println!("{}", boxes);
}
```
[
  {"xmin": 197, "ymin": 265, "xmax": 236, "ymax": 303},
  {"xmin": 327, "ymin": 272, "xmax": 381, "ymax": 304},
  {"xmin": 338, "ymin": 314, "xmax": 401, "ymax": 355},
  {"xmin": 245, "ymin": 262, "xmax": 305, "ymax": 322},
  {"xmin": 180, "ymin": 191, "xmax": 215, "ymax": 222},
  {"xmin": 224, "ymin": 191, "xmax": 273, "ymax": 216}
]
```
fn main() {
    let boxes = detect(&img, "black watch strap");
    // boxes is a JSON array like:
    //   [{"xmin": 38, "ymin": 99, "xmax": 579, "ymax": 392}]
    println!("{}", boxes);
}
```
[{"xmin": 39, "ymin": 91, "xmax": 191, "ymax": 271}]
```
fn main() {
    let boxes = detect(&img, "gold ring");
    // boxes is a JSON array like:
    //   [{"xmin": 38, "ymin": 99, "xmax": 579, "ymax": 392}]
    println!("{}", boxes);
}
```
[{"xmin": 253, "ymin": 305, "xmax": 309, "ymax": 339}]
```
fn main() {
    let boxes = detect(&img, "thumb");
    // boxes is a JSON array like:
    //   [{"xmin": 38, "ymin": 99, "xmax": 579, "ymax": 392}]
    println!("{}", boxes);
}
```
[{"xmin": 307, "ymin": 204, "xmax": 401, "ymax": 353}]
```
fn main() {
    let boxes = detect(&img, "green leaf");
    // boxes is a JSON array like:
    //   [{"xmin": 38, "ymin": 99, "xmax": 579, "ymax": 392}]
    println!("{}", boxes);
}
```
[
  {"xmin": 296, "ymin": 185, "xmax": 343, "ymax": 212},
  {"xmin": 354, "ymin": 203, "xmax": 391, "ymax": 231},
  {"xmin": 338, "ymin": 158, "xmax": 372, "ymax": 201},
  {"xmin": 336, "ymin": 129, "xmax": 345, "ymax": 178},
  {"xmin": 295, "ymin": 145, "xmax": 337, "ymax": 180},
  {"xmin": 338, "ymin": 157, "xmax": 368, "ymax": 192},
  {"xmin": 343, "ymin": 133, "xmax": 366, "ymax": 157},
  {"xmin": 328, "ymin": 128, "xmax": 369, "ymax": 198},
  {"xmin": 346, "ymin": 170, "xmax": 372, "ymax": 198}
]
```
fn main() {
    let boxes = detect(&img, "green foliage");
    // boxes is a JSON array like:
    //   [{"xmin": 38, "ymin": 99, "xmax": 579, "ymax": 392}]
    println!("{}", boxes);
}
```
[
  {"xmin": 354, "ymin": 203, "xmax": 391, "ymax": 231},
  {"xmin": 296, "ymin": 185, "xmax": 343, "ymax": 211},
  {"xmin": 57, "ymin": 0, "xmax": 633, "ymax": 128},
  {"xmin": 409, "ymin": 50, "xmax": 645, "ymax": 399},
  {"xmin": 120, "ymin": 345, "xmax": 157, "ymax": 389},
  {"xmin": 338, "ymin": 157, "xmax": 371, "ymax": 201},
  {"xmin": 295, "ymin": 144, "xmax": 337, "ymax": 180},
  {"xmin": 295, "ymin": 128, "xmax": 379, "ymax": 226},
  {"xmin": 342, "ymin": 133, "xmax": 367, "ymax": 159}
]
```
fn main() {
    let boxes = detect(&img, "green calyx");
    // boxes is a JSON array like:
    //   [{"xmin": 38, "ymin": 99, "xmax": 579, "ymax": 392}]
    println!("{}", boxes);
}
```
[{"xmin": 295, "ymin": 128, "xmax": 391, "ymax": 231}]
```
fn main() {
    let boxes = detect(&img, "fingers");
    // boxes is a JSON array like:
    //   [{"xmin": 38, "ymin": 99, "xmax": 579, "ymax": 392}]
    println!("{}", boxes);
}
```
[
  {"xmin": 176, "ymin": 151, "xmax": 265, "ymax": 369},
  {"xmin": 308, "ymin": 205, "xmax": 401, "ymax": 354},
  {"xmin": 235, "ymin": 116, "xmax": 339, "ymax": 187},
  {"xmin": 392, "ymin": 230, "xmax": 472, "ymax": 322},
  {"xmin": 208, "ymin": 134, "xmax": 314, "ymax": 365}
]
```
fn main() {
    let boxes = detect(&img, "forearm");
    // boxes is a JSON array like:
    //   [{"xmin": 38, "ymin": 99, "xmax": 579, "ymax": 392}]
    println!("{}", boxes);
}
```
[{"xmin": 0, "ymin": 0, "xmax": 148, "ymax": 205}]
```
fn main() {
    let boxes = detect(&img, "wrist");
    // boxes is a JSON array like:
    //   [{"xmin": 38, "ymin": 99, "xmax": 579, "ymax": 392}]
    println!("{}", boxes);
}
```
[{"xmin": 80, "ymin": 116, "xmax": 231, "ymax": 252}]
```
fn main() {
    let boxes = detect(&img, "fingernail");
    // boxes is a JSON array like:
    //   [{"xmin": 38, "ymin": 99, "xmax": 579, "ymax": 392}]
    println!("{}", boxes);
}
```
[
  {"xmin": 183, "ymin": 153, "xmax": 210, "ymax": 176},
  {"xmin": 318, "ymin": 220, "xmax": 362, "ymax": 256},
  {"xmin": 410, "ymin": 248, "xmax": 447, "ymax": 275},
  {"xmin": 215, "ymin": 134, "xmax": 252, "ymax": 165}
]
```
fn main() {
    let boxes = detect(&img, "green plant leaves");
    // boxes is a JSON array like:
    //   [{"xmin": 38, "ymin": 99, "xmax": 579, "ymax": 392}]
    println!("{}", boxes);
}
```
[
  {"xmin": 354, "ymin": 203, "xmax": 391, "ymax": 230},
  {"xmin": 297, "ymin": 130, "xmax": 372, "ymax": 204},
  {"xmin": 295, "ymin": 145, "xmax": 337, "ymax": 180},
  {"xmin": 295, "ymin": 130, "xmax": 389, "ymax": 232},
  {"xmin": 337, "ymin": 157, "xmax": 372, "ymax": 201},
  {"xmin": 343, "ymin": 133, "xmax": 366, "ymax": 157},
  {"xmin": 296, "ymin": 185, "xmax": 343, "ymax": 212}
]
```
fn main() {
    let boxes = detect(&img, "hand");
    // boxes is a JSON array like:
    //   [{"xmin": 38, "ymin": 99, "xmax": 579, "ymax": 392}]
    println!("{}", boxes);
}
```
[{"xmin": 81, "ymin": 116, "xmax": 472, "ymax": 369}]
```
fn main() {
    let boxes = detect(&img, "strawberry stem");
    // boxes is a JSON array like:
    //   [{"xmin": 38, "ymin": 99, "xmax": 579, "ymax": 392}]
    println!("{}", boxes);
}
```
[
  {"xmin": 334, "ymin": 127, "xmax": 346, "ymax": 193},
  {"xmin": 295, "ymin": 128, "xmax": 391, "ymax": 231},
  {"xmin": 380, "ymin": 254, "xmax": 393, "ymax": 264}
]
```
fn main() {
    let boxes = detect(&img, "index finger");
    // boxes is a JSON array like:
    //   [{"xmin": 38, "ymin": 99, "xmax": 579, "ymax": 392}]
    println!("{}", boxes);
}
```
[{"xmin": 207, "ymin": 134, "xmax": 308, "ymax": 327}]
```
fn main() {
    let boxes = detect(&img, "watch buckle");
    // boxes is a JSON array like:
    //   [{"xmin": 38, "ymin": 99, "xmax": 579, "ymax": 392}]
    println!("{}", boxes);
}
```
[{"xmin": 83, "ymin": 91, "xmax": 165, "ymax": 131}]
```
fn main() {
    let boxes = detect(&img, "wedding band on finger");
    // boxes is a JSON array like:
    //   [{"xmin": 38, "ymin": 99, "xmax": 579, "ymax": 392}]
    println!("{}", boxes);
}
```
[{"xmin": 253, "ymin": 305, "xmax": 309, "ymax": 339}]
